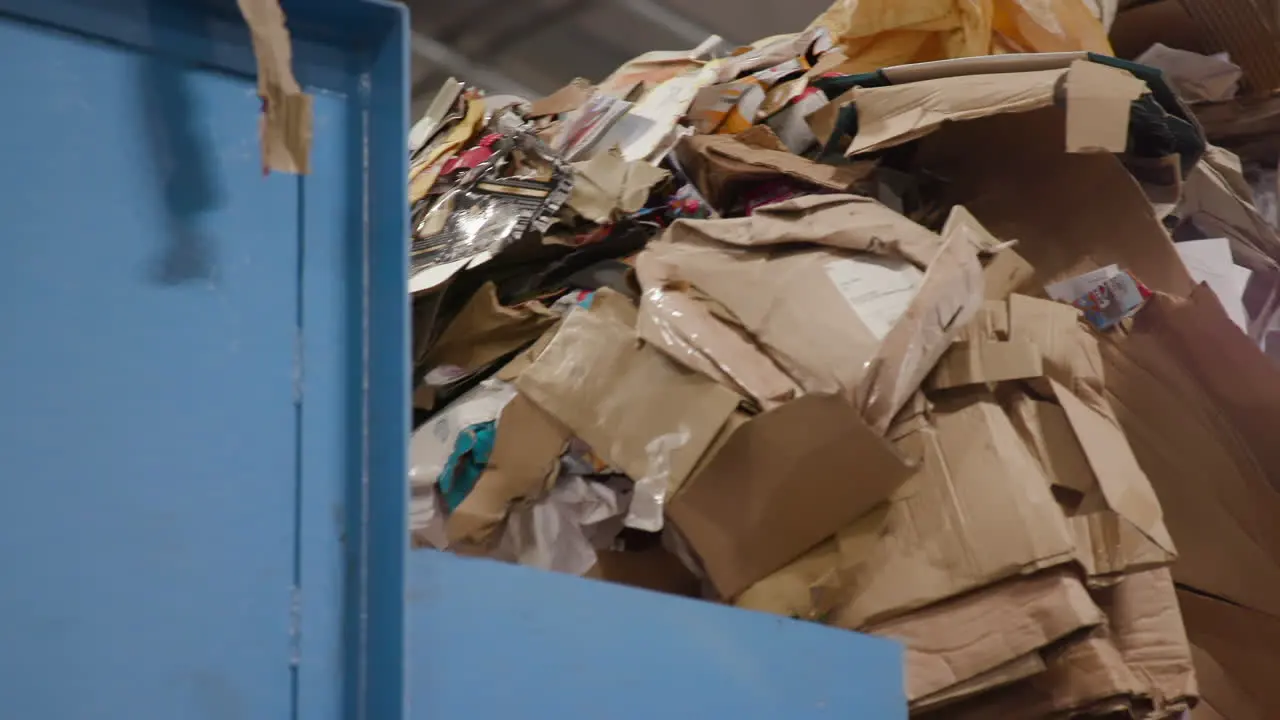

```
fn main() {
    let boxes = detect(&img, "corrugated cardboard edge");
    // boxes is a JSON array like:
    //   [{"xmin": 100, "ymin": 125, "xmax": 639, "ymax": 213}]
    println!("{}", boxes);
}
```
[
  {"xmin": 867, "ymin": 570, "xmax": 1103, "ymax": 705},
  {"xmin": 237, "ymin": 0, "xmax": 313, "ymax": 174}
]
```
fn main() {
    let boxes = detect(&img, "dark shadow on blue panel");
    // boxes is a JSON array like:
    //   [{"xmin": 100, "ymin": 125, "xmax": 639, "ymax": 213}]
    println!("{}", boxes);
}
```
[{"xmin": 139, "ymin": 0, "xmax": 223, "ymax": 284}]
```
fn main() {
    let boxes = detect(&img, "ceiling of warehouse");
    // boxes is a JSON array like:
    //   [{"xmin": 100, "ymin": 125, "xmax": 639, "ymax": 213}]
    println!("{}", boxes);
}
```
[{"xmin": 402, "ymin": 0, "xmax": 833, "ymax": 117}]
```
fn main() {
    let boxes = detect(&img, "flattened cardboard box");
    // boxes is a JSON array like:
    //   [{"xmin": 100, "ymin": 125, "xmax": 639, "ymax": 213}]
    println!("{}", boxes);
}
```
[
  {"xmin": 935, "ymin": 568, "xmax": 1195, "ymax": 718},
  {"xmin": 865, "ymin": 569, "xmax": 1103, "ymax": 709},
  {"xmin": 737, "ymin": 388, "xmax": 1078, "ymax": 626}
]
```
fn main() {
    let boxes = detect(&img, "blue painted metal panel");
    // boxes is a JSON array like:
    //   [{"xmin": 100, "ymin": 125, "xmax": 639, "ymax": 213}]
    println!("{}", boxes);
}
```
[
  {"xmin": 0, "ymin": 2, "xmax": 407, "ymax": 719},
  {"xmin": 407, "ymin": 552, "xmax": 906, "ymax": 719}
]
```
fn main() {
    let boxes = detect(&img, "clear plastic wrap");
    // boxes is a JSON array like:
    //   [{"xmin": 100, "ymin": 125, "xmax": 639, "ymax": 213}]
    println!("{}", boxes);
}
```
[{"xmin": 625, "ymin": 430, "xmax": 688, "ymax": 532}]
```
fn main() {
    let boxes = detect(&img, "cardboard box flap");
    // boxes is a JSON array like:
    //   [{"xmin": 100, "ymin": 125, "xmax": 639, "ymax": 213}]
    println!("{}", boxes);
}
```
[
  {"xmin": 515, "ymin": 308, "xmax": 740, "ymax": 505},
  {"xmin": 843, "ymin": 60, "xmax": 1144, "ymax": 157},
  {"xmin": 672, "ymin": 131, "xmax": 872, "ymax": 211},
  {"xmin": 982, "ymin": 247, "xmax": 1037, "ymax": 300},
  {"xmin": 667, "ymin": 393, "xmax": 912, "ymax": 599},
  {"xmin": 866, "ymin": 569, "xmax": 1103, "ymax": 705},
  {"xmin": 1005, "ymin": 392, "xmax": 1097, "ymax": 497},
  {"xmin": 664, "ymin": 193, "xmax": 942, "ymax": 268}
]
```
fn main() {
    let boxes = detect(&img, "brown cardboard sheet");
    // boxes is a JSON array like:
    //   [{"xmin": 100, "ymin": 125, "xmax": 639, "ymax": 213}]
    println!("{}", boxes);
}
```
[
  {"xmin": 672, "ymin": 130, "xmax": 872, "ymax": 211},
  {"xmin": 912, "ymin": 651, "xmax": 1047, "ymax": 713},
  {"xmin": 664, "ymin": 193, "xmax": 942, "ymax": 266},
  {"xmin": 566, "ymin": 150, "xmax": 670, "ymax": 224},
  {"xmin": 916, "ymin": 107, "xmax": 1196, "ymax": 297},
  {"xmin": 515, "ymin": 307, "xmax": 739, "ymax": 501},
  {"xmin": 424, "ymin": 282, "xmax": 558, "ymax": 377},
  {"xmin": 738, "ymin": 388, "xmax": 1078, "ymax": 626},
  {"xmin": 527, "ymin": 78, "xmax": 594, "ymax": 118},
  {"xmin": 936, "ymin": 569, "xmax": 1194, "ymax": 720},
  {"xmin": 1180, "ymin": 588, "xmax": 1280, "ymax": 720},
  {"xmin": 927, "ymin": 339, "xmax": 1043, "ymax": 390},
  {"xmin": 668, "ymin": 393, "xmax": 912, "ymax": 599},
  {"xmin": 865, "ymin": 569, "xmax": 1103, "ymax": 707},
  {"xmin": 1100, "ymin": 290, "xmax": 1280, "ymax": 617}
]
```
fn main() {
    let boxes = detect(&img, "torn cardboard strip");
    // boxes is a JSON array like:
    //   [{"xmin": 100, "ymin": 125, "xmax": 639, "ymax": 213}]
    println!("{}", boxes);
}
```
[{"xmin": 237, "ymin": 0, "xmax": 313, "ymax": 174}]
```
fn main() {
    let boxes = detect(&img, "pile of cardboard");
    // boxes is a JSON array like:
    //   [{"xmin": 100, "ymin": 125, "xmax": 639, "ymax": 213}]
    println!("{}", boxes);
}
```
[{"xmin": 408, "ymin": 3, "xmax": 1280, "ymax": 717}]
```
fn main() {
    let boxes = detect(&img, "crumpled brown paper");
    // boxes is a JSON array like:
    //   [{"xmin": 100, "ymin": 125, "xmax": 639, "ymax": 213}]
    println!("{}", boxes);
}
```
[{"xmin": 237, "ymin": 0, "xmax": 313, "ymax": 174}]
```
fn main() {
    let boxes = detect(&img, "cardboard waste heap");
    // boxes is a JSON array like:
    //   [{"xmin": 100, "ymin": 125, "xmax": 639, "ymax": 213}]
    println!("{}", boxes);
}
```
[{"xmin": 405, "ymin": 2, "xmax": 1280, "ymax": 716}]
